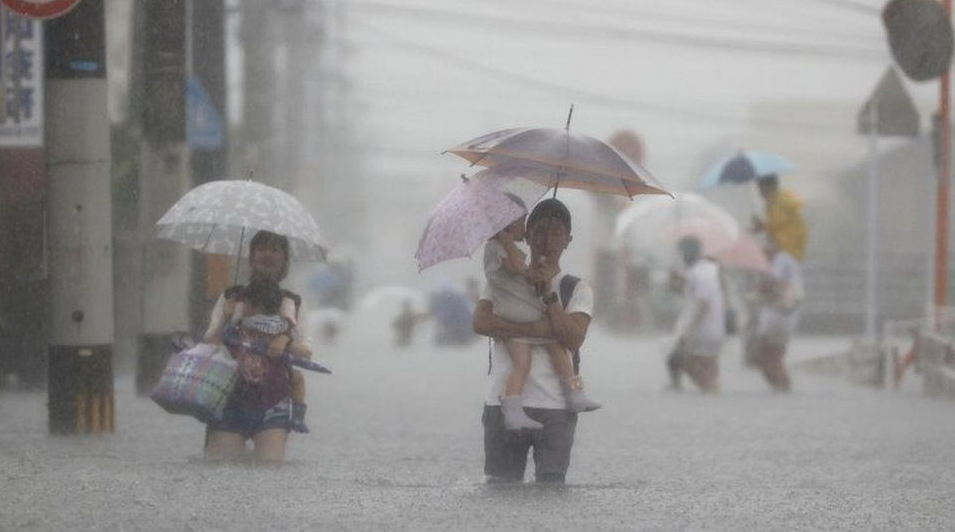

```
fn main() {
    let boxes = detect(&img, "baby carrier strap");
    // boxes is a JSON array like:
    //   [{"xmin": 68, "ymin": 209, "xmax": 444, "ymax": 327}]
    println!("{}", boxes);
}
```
[
  {"xmin": 224, "ymin": 284, "xmax": 245, "ymax": 300},
  {"xmin": 281, "ymin": 289, "xmax": 302, "ymax": 318},
  {"xmin": 559, "ymin": 275, "xmax": 582, "ymax": 375}
]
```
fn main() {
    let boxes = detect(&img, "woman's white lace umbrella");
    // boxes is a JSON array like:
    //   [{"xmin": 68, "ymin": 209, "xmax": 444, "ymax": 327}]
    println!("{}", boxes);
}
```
[{"xmin": 155, "ymin": 179, "xmax": 329, "ymax": 262}]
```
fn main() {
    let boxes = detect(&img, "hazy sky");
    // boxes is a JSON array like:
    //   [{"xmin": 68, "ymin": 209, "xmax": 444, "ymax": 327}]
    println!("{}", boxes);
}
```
[
  {"xmin": 344, "ymin": 0, "xmax": 938, "ymax": 183},
  {"xmin": 319, "ymin": 0, "xmax": 944, "ymax": 287}
]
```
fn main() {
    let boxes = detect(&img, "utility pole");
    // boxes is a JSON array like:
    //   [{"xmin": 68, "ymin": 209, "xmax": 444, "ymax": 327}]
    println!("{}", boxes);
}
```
[
  {"xmin": 935, "ymin": 0, "xmax": 953, "ymax": 322},
  {"xmin": 44, "ymin": 0, "xmax": 116, "ymax": 434},
  {"xmin": 188, "ymin": 0, "xmax": 228, "ymax": 333},
  {"xmin": 305, "ymin": 0, "xmax": 366, "ymax": 245},
  {"xmin": 278, "ymin": 0, "xmax": 307, "ymax": 187},
  {"xmin": 135, "ymin": 0, "xmax": 190, "ymax": 394},
  {"xmin": 241, "ymin": 0, "xmax": 275, "ymax": 184}
]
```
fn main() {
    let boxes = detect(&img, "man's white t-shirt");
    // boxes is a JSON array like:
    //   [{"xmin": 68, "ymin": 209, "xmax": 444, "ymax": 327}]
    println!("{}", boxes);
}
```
[
  {"xmin": 482, "ymin": 272, "xmax": 594, "ymax": 410},
  {"xmin": 672, "ymin": 259, "xmax": 725, "ymax": 356}
]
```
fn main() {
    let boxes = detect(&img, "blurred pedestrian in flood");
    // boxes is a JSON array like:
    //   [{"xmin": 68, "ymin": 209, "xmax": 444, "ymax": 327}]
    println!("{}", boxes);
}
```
[
  {"xmin": 755, "ymin": 236, "xmax": 803, "ymax": 392},
  {"xmin": 430, "ymin": 284, "xmax": 475, "ymax": 346},
  {"xmin": 751, "ymin": 174, "xmax": 807, "ymax": 262},
  {"xmin": 666, "ymin": 236, "xmax": 725, "ymax": 393},
  {"xmin": 309, "ymin": 257, "xmax": 355, "ymax": 311},
  {"xmin": 392, "ymin": 300, "xmax": 426, "ymax": 348}
]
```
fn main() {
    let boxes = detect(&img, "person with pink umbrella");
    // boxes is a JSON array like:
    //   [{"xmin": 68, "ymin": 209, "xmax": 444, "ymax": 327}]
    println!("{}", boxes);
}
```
[
  {"xmin": 482, "ymin": 200, "xmax": 601, "ymax": 431},
  {"xmin": 473, "ymin": 199, "xmax": 596, "ymax": 484}
]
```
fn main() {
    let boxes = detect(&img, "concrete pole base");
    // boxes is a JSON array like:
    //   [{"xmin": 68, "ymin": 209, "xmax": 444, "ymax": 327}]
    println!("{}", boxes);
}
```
[{"xmin": 48, "ymin": 344, "xmax": 114, "ymax": 435}]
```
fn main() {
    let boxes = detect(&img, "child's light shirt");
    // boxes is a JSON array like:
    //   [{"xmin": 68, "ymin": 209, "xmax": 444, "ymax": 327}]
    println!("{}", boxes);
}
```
[{"xmin": 483, "ymin": 238, "xmax": 547, "ymax": 330}]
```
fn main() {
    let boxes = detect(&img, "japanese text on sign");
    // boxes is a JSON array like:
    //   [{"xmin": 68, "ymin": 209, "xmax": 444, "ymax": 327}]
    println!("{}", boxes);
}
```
[{"xmin": 0, "ymin": 5, "xmax": 44, "ymax": 147}]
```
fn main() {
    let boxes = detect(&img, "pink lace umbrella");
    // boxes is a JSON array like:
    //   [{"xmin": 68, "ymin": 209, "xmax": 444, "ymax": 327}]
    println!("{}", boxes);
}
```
[{"xmin": 414, "ymin": 167, "xmax": 547, "ymax": 271}]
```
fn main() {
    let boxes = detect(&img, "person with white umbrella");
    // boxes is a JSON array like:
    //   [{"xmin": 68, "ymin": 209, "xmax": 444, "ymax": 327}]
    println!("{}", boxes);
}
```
[
  {"xmin": 202, "ymin": 231, "xmax": 314, "ymax": 462},
  {"xmin": 156, "ymin": 179, "xmax": 329, "ymax": 463}
]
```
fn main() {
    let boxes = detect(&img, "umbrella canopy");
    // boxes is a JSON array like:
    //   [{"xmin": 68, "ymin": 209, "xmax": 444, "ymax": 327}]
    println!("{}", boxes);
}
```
[
  {"xmin": 155, "ymin": 179, "xmax": 328, "ymax": 261},
  {"xmin": 668, "ymin": 218, "xmax": 769, "ymax": 272},
  {"xmin": 716, "ymin": 234, "xmax": 770, "ymax": 273},
  {"xmin": 446, "ymin": 127, "xmax": 669, "ymax": 198},
  {"xmin": 668, "ymin": 218, "xmax": 737, "ymax": 255},
  {"xmin": 615, "ymin": 193, "xmax": 740, "ymax": 259},
  {"xmin": 699, "ymin": 151, "xmax": 796, "ymax": 189},
  {"xmin": 415, "ymin": 166, "xmax": 547, "ymax": 271}
]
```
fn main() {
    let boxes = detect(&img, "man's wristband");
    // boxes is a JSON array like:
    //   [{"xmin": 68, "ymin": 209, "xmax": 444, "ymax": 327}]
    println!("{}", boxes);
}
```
[{"xmin": 540, "ymin": 292, "xmax": 559, "ymax": 306}]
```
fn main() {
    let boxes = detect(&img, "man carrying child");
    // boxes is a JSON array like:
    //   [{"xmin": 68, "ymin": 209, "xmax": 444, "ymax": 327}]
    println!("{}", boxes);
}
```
[{"xmin": 473, "ymin": 198, "xmax": 596, "ymax": 484}]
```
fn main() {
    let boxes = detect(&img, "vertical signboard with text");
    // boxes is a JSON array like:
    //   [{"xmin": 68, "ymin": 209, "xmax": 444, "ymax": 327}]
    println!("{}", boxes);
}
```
[{"xmin": 0, "ymin": 4, "xmax": 43, "ymax": 147}]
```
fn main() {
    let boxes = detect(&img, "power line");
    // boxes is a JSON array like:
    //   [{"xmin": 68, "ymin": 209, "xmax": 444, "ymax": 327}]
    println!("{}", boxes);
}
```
[
  {"xmin": 797, "ymin": 0, "xmax": 881, "ymax": 15},
  {"xmin": 347, "ymin": 1, "xmax": 886, "ymax": 61},
  {"xmin": 349, "ymin": 21, "xmax": 869, "ymax": 133},
  {"xmin": 482, "ymin": 0, "xmax": 880, "ymax": 42}
]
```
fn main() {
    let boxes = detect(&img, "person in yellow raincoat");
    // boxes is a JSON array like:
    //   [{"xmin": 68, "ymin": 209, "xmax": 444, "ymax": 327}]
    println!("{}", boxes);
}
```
[{"xmin": 751, "ymin": 175, "xmax": 807, "ymax": 261}]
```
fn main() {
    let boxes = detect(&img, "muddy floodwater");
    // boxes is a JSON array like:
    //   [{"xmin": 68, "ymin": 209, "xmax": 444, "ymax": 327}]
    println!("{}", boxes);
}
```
[{"xmin": 2, "ymin": 324, "xmax": 953, "ymax": 531}]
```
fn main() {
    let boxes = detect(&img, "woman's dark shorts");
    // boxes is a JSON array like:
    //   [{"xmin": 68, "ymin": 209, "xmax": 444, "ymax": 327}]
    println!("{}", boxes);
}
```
[{"xmin": 209, "ymin": 398, "xmax": 292, "ymax": 439}]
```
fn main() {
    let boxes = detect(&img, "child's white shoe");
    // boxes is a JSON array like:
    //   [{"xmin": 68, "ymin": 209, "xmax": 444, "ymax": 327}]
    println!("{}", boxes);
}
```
[
  {"xmin": 562, "ymin": 377, "xmax": 602, "ymax": 413},
  {"xmin": 501, "ymin": 396, "xmax": 544, "ymax": 431}
]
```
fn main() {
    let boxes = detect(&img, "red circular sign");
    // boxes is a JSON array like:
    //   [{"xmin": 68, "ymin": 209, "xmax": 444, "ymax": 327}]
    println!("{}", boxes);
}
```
[{"xmin": 1, "ymin": 0, "xmax": 83, "ymax": 19}]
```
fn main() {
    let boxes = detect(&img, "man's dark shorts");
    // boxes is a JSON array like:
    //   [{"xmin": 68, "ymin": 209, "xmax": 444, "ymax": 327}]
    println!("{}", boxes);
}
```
[{"xmin": 482, "ymin": 405, "xmax": 577, "ymax": 484}]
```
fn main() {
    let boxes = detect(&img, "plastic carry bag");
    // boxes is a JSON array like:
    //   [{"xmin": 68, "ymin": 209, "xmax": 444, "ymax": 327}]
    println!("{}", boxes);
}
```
[{"xmin": 150, "ymin": 343, "xmax": 237, "ymax": 423}]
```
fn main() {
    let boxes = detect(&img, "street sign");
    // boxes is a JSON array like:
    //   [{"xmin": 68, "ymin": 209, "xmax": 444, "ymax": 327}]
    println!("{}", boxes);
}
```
[
  {"xmin": 857, "ymin": 67, "xmax": 921, "ymax": 340},
  {"xmin": 882, "ymin": 0, "xmax": 954, "ymax": 81},
  {"xmin": 0, "ymin": 5, "xmax": 44, "ymax": 147},
  {"xmin": 1, "ymin": 0, "xmax": 82, "ymax": 19},
  {"xmin": 858, "ymin": 67, "xmax": 920, "ymax": 138},
  {"xmin": 186, "ymin": 77, "xmax": 224, "ymax": 150}
]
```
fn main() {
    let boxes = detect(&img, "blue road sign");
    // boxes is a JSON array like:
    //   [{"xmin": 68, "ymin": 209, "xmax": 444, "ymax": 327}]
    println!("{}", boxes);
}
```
[{"xmin": 186, "ymin": 76, "xmax": 224, "ymax": 150}]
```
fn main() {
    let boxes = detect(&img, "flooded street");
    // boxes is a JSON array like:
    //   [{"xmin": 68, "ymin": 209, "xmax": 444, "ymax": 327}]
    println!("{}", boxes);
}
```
[
  {"xmin": 2, "ymin": 1, "xmax": 955, "ymax": 530},
  {"xmin": 2, "ymin": 324, "xmax": 953, "ymax": 531}
]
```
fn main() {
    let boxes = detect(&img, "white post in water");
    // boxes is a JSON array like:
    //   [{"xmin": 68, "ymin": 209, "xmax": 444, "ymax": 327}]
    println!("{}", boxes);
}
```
[
  {"xmin": 45, "ymin": 0, "xmax": 115, "ymax": 434},
  {"xmin": 866, "ymin": 103, "xmax": 880, "ymax": 340}
]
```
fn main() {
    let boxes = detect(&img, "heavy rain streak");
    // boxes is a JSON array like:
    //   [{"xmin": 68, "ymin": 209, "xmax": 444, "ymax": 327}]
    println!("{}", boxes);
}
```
[{"xmin": 2, "ymin": 0, "xmax": 955, "ymax": 530}]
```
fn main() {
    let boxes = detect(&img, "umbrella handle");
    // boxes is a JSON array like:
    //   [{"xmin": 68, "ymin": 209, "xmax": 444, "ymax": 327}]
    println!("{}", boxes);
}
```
[
  {"xmin": 232, "ymin": 226, "xmax": 246, "ymax": 285},
  {"xmin": 554, "ymin": 104, "xmax": 574, "ymax": 198}
]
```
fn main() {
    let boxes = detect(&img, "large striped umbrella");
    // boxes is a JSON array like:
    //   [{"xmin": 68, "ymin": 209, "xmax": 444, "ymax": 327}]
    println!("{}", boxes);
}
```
[{"xmin": 446, "ymin": 109, "xmax": 669, "ymax": 198}]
